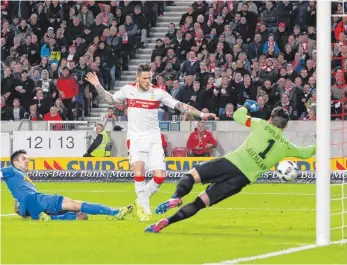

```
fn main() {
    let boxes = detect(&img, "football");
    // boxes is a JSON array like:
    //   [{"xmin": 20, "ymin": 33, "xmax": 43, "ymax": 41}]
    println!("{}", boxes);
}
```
[{"xmin": 276, "ymin": 161, "xmax": 299, "ymax": 182}]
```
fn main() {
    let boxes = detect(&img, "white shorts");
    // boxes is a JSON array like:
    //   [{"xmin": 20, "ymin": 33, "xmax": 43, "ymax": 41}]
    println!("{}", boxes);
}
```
[{"xmin": 127, "ymin": 137, "xmax": 166, "ymax": 171}]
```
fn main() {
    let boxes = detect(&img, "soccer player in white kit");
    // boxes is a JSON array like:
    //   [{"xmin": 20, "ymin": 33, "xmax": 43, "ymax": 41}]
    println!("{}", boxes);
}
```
[{"xmin": 85, "ymin": 64, "xmax": 217, "ymax": 221}]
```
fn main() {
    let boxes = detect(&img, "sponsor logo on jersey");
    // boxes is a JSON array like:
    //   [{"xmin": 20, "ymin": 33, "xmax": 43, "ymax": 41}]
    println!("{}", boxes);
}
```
[{"xmin": 126, "ymin": 98, "xmax": 160, "ymax": 109}]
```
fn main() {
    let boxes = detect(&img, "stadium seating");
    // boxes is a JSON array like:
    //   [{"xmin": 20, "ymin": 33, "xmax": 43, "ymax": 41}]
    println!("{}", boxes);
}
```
[{"xmin": 171, "ymin": 147, "xmax": 189, "ymax": 157}]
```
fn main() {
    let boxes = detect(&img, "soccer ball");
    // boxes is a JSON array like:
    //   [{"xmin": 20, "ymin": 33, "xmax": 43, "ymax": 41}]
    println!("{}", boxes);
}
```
[{"xmin": 276, "ymin": 161, "xmax": 299, "ymax": 182}]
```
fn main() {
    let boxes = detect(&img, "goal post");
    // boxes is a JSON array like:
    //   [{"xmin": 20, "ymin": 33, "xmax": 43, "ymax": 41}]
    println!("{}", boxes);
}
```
[{"xmin": 316, "ymin": 0, "xmax": 331, "ymax": 246}]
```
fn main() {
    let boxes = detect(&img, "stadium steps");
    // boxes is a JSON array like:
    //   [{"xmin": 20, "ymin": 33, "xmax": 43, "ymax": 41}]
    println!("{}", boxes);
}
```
[{"xmin": 86, "ymin": 1, "xmax": 192, "ymax": 122}]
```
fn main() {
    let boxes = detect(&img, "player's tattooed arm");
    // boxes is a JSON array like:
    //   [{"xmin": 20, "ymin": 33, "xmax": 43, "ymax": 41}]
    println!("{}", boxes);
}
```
[
  {"xmin": 94, "ymin": 84, "xmax": 116, "ymax": 105},
  {"xmin": 85, "ymin": 72, "xmax": 115, "ymax": 105},
  {"xmin": 175, "ymin": 102, "xmax": 218, "ymax": 120},
  {"xmin": 174, "ymin": 102, "xmax": 202, "ymax": 117}
]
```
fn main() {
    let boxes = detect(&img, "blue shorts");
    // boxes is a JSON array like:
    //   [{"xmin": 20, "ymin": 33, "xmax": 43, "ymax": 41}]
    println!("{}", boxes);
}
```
[{"xmin": 23, "ymin": 193, "xmax": 64, "ymax": 220}]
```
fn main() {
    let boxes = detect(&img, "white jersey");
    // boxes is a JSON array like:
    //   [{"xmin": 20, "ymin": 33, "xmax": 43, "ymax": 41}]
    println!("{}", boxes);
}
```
[{"xmin": 112, "ymin": 83, "xmax": 179, "ymax": 140}]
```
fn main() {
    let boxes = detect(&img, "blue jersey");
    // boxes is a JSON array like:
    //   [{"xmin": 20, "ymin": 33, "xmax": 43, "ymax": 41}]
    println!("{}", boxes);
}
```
[{"xmin": 0, "ymin": 166, "xmax": 38, "ymax": 203}]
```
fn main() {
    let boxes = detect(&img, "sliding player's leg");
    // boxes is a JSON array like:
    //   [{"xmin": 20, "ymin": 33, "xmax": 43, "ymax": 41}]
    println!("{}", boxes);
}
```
[
  {"xmin": 155, "ymin": 158, "xmax": 231, "ymax": 214},
  {"xmin": 146, "ymin": 173, "xmax": 250, "ymax": 233},
  {"xmin": 27, "ymin": 193, "xmax": 133, "ymax": 220},
  {"xmin": 61, "ymin": 197, "xmax": 133, "ymax": 219},
  {"xmin": 49, "ymin": 211, "xmax": 88, "ymax": 220}
]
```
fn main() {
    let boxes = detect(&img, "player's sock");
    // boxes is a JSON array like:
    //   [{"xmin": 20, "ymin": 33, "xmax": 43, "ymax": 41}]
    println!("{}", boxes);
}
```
[
  {"xmin": 50, "ymin": 212, "xmax": 77, "ymax": 220},
  {"xmin": 135, "ymin": 175, "xmax": 149, "ymax": 210},
  {"xmin": 146, "ymin": 176, "xmax": 165, "ymax": 198},
  {"xmin": 168, "ymin": 197, "xmax": 206, "ymax": 225},
  {"xmin": 81, "ymin": 202, "xmax": 119, "ymax": 216},
  {"xmin": 172, "ymin": 173, "xmax": 195, "ymax": 199}
]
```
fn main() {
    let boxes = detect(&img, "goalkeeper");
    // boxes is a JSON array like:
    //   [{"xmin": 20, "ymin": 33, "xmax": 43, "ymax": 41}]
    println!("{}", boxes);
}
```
[{"xmin": 145, "ymin": 100, "xmax": 316, "ymax": 233}]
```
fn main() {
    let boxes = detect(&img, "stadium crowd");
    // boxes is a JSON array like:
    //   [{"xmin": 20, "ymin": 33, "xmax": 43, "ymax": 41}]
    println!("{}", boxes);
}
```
[
  {"xmin": 1, "ymin": 1, "xmax": 346, "ymax": 123},
  {"xmin": 1, "ymin": 0, "xmax": 169, "ymax": 121}
]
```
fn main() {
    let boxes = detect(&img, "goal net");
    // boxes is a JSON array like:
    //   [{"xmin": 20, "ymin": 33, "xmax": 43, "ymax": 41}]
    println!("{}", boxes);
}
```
[{"xmin": 330, "ymin": 12, "xmax": 347, "ymax": 244}]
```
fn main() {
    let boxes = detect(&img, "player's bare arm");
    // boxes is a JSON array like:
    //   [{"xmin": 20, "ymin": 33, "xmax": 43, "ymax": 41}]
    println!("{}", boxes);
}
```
[
  {"xmin": 174, "ymin": 102, "xmax": 218, "ymax": 120},
  {"xmin": 85, "ymin": 72, "xmax": 115, "ymax": 105}
]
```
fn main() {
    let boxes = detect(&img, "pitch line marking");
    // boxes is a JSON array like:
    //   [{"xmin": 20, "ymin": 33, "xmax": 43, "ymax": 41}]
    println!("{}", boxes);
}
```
[{"xmin": 206, "ymin": 239, "xmax": 347, "ymax": 264}]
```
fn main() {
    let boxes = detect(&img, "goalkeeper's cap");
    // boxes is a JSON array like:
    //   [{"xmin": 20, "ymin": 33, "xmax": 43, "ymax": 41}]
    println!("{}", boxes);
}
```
[{"xmin": 270, "ymin": 107, "xmax": 289, "ymax": 129}]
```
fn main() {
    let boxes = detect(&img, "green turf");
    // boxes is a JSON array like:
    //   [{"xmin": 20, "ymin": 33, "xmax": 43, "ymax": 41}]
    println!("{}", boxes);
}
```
[{"xmin": 1, "ymin": 182, "xmax": 346, "ymax": 264}]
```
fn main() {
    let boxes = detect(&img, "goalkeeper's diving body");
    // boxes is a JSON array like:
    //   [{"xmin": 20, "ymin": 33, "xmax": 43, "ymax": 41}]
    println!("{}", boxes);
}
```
[
  {"xmin": 1, "ymin": 150, "xmax": 133, "ymax": 221},
  {"xmin": 145, "ymin": 100, "xmax": 316, "ymax": 233}
]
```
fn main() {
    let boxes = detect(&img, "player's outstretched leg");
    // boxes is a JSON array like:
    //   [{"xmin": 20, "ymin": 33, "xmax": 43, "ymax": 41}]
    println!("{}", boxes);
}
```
[
  {"xmin": 50, "ymin": 212, "xmax": 88, "ymax": 220},
  {"xmin": 146, "ymin": 195, "xmax": 207, "ymax": 233},
  {"xmin": 39, "ymin": 211, "xmax": 88, "ymax": 221},
  {"xmin": 155, "ymin": 172, "xmax": 196, "ymax": 214},
  {"xmin": 62, "ymin": 198, "xmax": 133, "ymax": 220}
]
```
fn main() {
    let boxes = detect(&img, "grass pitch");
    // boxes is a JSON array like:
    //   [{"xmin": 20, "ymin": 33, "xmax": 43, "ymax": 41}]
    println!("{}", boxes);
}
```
[{"xmin": 1, "ymin": 182, "xmax": 346, "ymax": 264}]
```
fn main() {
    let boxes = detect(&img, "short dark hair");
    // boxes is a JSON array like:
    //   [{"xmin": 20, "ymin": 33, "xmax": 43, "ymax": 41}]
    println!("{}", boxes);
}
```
[
  {"xmin": 11, "ymin": 150, "xmax": 27, "ymax": 165},
  {"xmin": 136, "ymin": 63, "xmax": 151, "ymax": 75},
  {"xmin": 271, "ymin": 107, "xmax": 289, "ymax": 129}
]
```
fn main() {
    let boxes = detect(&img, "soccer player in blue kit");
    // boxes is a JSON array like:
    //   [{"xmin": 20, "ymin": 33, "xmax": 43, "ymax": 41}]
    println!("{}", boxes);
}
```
[{"xmin": 1, "ymin": 150, "xmax": 133, "ymax": 221}]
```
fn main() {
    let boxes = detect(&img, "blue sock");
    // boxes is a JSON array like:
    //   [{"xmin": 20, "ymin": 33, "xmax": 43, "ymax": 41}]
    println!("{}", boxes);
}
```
[
  {"xmin": 81, "ymin": 202, "xmax": 119, "ymax": 216},
  {"xmin": 50, "ymin": 212, "xmax": 77, "ymax": 220}
]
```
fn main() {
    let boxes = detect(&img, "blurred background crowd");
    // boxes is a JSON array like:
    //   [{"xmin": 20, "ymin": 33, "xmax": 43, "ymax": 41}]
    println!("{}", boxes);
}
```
[{"xmin": 1, "ymin": 1, "xmax": 346, "ymax": 124}]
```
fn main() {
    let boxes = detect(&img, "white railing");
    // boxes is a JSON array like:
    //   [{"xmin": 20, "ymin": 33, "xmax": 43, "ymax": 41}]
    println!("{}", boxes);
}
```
[{"xmin": 46, "ymin": 121, "xmax": 96, "ymax": 131}]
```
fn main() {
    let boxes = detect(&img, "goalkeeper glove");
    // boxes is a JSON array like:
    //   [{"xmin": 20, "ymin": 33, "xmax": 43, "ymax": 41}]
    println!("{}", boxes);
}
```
[{"xmin": 243, "ymin": 99, "xmax": 259, "ymax": 113}]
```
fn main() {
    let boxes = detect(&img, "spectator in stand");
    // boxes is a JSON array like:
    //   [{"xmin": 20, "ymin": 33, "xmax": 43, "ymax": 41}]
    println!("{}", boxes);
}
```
[
  {"xmin": 306, "ymin": 88, "xmax": 317, "ymax": 114},
  {"xmin": 252, "ymin": 95, "xmax": 271, "ymax": 120},
  {"xmin": 77, "ymin": 5, "xmax": 94, "ymax": 27},
  {"xmin": 7, "ymin": 98, "xmax": 26, "ymax": 121},
  {"xmin": 219, "ymin": 103, "xmax": 234, "ymax": 121},
  {"xmin": 32, "ymin": 89, "xmax": 52, "ymax": 116},
  {"xmin": 165, "ymin": 23, "xmax": 177, "ymax": 40},
  {"xmin": 53, "ymin": 98, "xmax": 67, "ymax": 120},
  {"xmin": 261, "ymin": 1, "xmax": 277, "ymax": 31},
  {"xmin": 1, "ymin": 96, "xmax": 9, "ymax": 120},
  {"xmin": 43, "ymin": 105, "xmax": 63, "ymax": 130},
  {"xmin": 13, "ymin": 70, "xmax": 35, "ymax": 111},
  {"xmin": 151, "ymin": 39, "xmax": 166, "ymax": 62},
  {"xmin": 16, "ymin": 18, "xmax": 32, "ymax": 41},
  {"xmin": 186, "ymin": 121, "xmax": 217, "ymax": 157},
  {"xmin": 43, "ymin": 105, "xmax": 62, "ymax": 121},
  {"xmin": 40, "ymin": 37, "xmax": 61, "ymax": 66},
  {"xmin": 303, "ymin": 107, "xmax": 316, "ymax": 121},
  {"xmin": 181, "ymin": 51, "xmax": 200, "ymax": 76},
  {"xmin": 189, "ymin": 81, "xmax": 204, "ymax": 111},
  {"xmin": 94, "ymin": 41, "xmax": 116, "ymax": 90},
  {"xmin": 180, "ymin": 6, "xmax": 196, "ymax": 27},
  {"xmin": 132, "ymin": 5, "xmax": 148, "ymax": 49},
  {"xmin": 104, "ymin": 106, "xmax": 118, "ymax": 121},
  {"xmin": 1, "ymin": 67, "xmax": 14, "ymax": 105},
  {"xmin": 27, "ymin": 103, "xmax": 43, "ymax": 121},
  {"xmin": 176, "ymin": 74, "xmax": 194, "ymax": 104},
  {"xmin": 36, "ymin": 69, "xmax": 56, "ymax": 99},
  {"xmin": 56, "ymin": 67, "xmax": 78, "ymax": 120}
]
